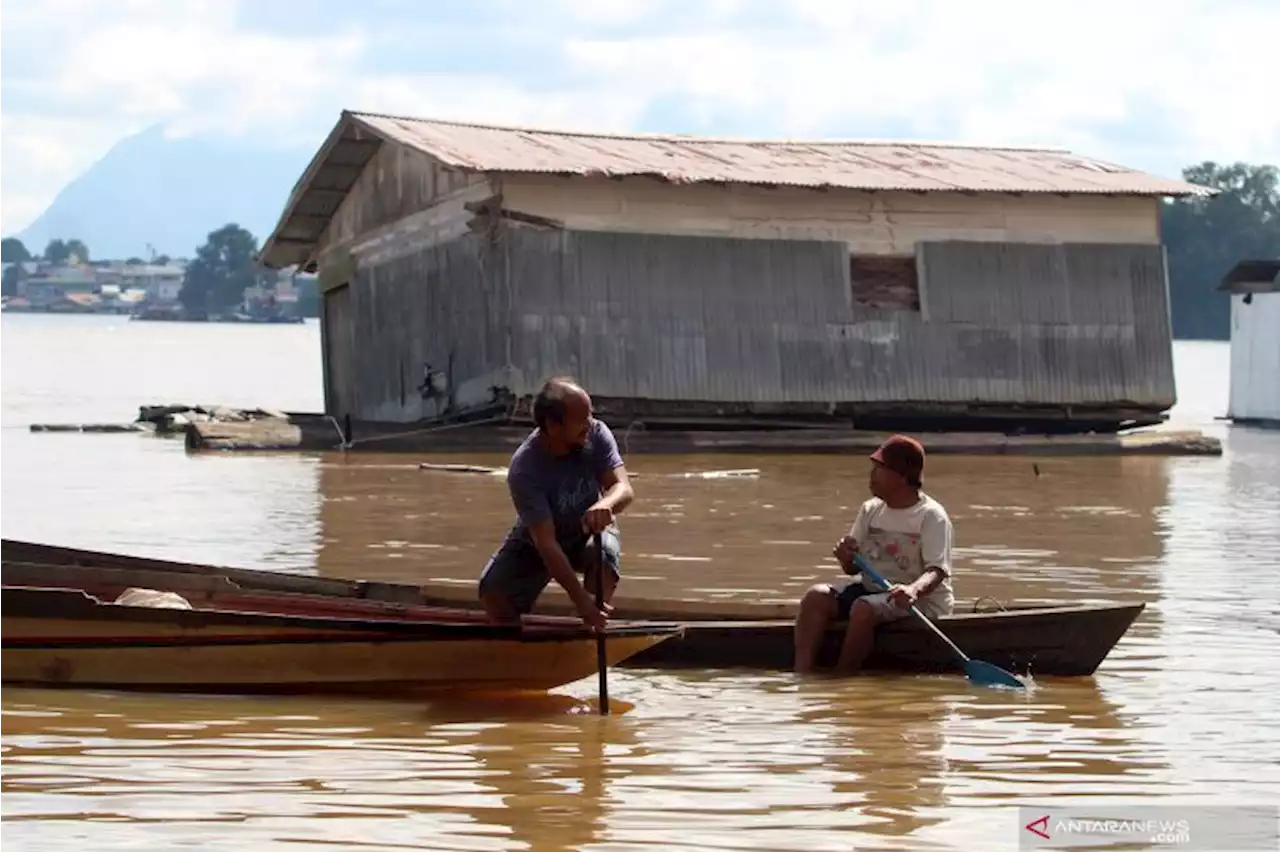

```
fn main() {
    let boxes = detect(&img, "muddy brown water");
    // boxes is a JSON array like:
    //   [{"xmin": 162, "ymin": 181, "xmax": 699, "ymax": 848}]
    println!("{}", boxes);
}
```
[{"xmin": 3, "ymin": 314, "xmax": 1278, "ymax": 851}]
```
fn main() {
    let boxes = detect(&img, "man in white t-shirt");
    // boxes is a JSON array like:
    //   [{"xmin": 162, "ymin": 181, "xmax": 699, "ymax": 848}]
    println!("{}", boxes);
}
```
[{"xmin": 793, "ymin": 434, "xmax": 955, "ymax": 674}]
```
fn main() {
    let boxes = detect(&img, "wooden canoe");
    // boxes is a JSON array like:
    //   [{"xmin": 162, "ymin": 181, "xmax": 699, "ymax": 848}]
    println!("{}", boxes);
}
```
[
  {"xmin": 1, "ymin": 571, "xmax": 681, "ymax": 696},
  {"xmin": 1, "ymin": 538, "xmax": 1144, "ymax": 677}
]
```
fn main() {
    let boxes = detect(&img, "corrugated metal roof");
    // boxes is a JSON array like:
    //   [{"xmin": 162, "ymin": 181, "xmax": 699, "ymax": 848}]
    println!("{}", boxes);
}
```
[
  {"xmin": 260, "ymin": 109, "xmax": 1212, "ymax": 270},
  {"xmin": 351, "ymin": 111, "xmax": 1208, "ymax": 197},
  {"xmin": 1218, "ymin": 259, "xmax": 1280, "ymax": 294}
]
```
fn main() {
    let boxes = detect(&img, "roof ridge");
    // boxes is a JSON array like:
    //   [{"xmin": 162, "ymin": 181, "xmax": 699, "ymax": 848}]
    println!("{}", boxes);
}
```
[{"xmin": 346, "ymin": 109, "xmax": 1070, "ymax": 154}]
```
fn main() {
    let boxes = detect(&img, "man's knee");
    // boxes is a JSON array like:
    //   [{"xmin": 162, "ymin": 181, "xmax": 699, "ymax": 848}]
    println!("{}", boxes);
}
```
[
  {"xmin": 479, "ymin": 592, "xmax": 522, "ymax": 623},
  {"xmin": 478, "ymin": 545, "xmax": 546, "ymax": 615},
  {"xmin": 799, "ymin": 584, "xmax": 837, "ymax": 619},
  {"xmin": 848, "ymin": 598, "xmax": 879, "ymax": 627},
  {"xmin": 850, "ymin": 593, "xmax": 906, "ymax": 627},
  {"xmin": 584, "ymin": 526, "xmax": 622, "ymax": 577}
]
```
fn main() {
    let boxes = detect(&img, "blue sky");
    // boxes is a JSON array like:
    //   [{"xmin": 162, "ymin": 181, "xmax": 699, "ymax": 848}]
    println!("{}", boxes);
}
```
[{"xmin": 3, "ymin": 0, "xmax": 1278, "ymax": 235}]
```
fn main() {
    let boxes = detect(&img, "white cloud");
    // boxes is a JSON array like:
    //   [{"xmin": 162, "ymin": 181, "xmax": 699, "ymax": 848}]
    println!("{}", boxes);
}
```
[
  {"xmin": 561, "ymin": 0, "xmax": 1280, "ymax": 163},
  {"xmin": 3, "ymin": 0, "xmax": 1277, "ymax": 238}
]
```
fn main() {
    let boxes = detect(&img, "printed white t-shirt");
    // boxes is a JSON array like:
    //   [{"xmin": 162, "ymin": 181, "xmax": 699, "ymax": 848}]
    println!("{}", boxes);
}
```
[{"xmin": 849, "ymin": 493, "xmax": 955, "ymax": 618}]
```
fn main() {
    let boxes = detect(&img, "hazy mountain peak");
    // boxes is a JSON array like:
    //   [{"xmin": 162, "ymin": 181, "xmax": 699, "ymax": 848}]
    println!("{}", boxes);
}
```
[{"xmin": 11, "ymin": 126, "xmax": 311, "ymax": 260}]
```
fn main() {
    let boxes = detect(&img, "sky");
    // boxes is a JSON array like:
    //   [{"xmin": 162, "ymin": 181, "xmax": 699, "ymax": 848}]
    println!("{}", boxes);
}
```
[{"xmin": 2, "ymin": 0, "xmax": 1278, "ymax": 236}]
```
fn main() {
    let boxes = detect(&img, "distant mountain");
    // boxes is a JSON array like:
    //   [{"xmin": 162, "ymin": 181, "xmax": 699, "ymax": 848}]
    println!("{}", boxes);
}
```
[{"xmin": 10, "ymin": 125, "xmax": 311, "ymax": 260}]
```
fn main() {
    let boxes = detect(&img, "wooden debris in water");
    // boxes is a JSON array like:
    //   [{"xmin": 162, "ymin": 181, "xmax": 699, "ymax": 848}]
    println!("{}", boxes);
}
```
[
  {"xmin": 419, "ymin": 462, "xmax": 507, "ymax": 476},
  {"xmin": 418, "ymin": 462, "xmax": 761, "ymax": 479},
  {"xmin": 29, "ymin": 423, "xmax": 154, "ymax": 433}
]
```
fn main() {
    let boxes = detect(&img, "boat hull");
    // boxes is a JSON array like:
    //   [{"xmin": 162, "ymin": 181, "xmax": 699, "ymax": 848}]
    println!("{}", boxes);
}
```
[
  {"xmin": 2, "ymin": 586, "xmax": 678, "ymax": 695},
  {"xmin": 619, "ymin": 601, "xmax": 1145, "ymax": 676},
  {"xmin": 2, "ymin": 539, "xmax": 1144, "ymax": 677}
]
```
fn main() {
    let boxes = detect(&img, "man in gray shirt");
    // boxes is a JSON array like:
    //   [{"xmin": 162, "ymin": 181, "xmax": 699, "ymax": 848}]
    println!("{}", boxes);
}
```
[{"xmin": 478, "ymin": 377, "xmax": 634, "ymax": 631}]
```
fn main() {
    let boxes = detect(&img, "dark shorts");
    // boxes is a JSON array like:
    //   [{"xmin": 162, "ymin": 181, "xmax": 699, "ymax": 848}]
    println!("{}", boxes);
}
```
[
  {"xmin": 829, "ymin": 581, "xmax": 911, "ymax": 625},
  {"xmin": 832, "ymin": 581, "xmax": 874, "ymax": 620},
  {"xmin": 478, "ymin": 525, "xmax": 622, "ymax": 615}
]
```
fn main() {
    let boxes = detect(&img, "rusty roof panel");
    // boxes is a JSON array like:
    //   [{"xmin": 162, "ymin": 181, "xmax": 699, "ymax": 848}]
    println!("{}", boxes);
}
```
[
  {"xmin": 351, "ymin": 111, "xmax": 1209, "ymax": 198},
  {"xmin": 259, "ymin": 109, "xmax": 1213, "ymax": 270}
]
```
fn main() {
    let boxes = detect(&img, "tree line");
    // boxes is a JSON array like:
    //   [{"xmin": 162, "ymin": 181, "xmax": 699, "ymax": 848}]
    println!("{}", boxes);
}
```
[
  {"xmin": 1162, "ymin": 161, "xmax": 1279, "ymax": 339},
  {"xmin": 2, "ymin": 225, "xmax": 316, "ymax": 317},
  {"xmin": 4, "ymin": 160, "xmax": 1276, "ymax": 336}
]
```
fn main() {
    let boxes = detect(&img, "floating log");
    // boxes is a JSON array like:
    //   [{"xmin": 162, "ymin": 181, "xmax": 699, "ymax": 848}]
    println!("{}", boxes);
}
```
[
  {"xmin": 185, "ymin": 417, "xmax": 344, "ymax": 451},
  {"xmin": 419, "ymin": 462, "xmax": 508, "ymax": 475},
  {"xmin": 29, "ymin": 423, "xmax": 153, "ymax": 434}
]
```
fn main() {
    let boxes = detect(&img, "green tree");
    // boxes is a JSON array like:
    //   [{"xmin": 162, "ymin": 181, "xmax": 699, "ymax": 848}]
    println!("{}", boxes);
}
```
[
  {"xmin": 180, "ymin": 223, "xmax": 261, "ymax": 316},
  {"xmin": 2, "ymin": 264, "xmax": 27, "ymax": 297},
  {"xmin": 125, "ymin": 256, "xmax": 145, "ymax": 265},
  {"xmin": 1, "ymin": 237, "xmax": 32, "ymax": 263},
  {"xmin": 43, "ymin": 238, "xmax": 69, "ymax": 264},
  {"xmin": 1163, "ymin": 162, "xmax": 1280, "ymax": 340},
  {"xmin": 64, "ymin": 238, "xmax": 90, "ymax": 263}
]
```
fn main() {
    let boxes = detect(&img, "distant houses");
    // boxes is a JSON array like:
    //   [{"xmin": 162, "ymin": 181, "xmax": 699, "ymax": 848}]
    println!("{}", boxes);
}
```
[
  {"xmin": 1, "ymin": 258, "xmax": 316, "ymax": 322},
  {"xmin": 2, "ymin": 259, "xmax": 185, "ymax": 314}
]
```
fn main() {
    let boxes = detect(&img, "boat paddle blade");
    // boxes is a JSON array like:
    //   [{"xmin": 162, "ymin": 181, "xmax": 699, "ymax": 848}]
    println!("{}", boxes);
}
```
[{"xmin": 963, "ymin": 659, "xmax": 1026, "ymax": 689}]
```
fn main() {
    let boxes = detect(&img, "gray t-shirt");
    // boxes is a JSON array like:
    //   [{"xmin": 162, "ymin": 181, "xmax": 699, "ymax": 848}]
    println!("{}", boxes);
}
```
[{"xmin": 503, "ymin": 419, "xmax": 624, "ymax": 548}]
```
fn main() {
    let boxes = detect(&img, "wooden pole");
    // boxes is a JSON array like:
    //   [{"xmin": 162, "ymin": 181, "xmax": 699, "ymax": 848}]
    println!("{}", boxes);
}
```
[{"xmin": 594, "ymin": 530, "xmax": 610, "ymax": 715}]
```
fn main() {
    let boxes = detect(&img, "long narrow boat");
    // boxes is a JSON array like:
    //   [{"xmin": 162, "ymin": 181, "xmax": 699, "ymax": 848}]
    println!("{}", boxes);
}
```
[
  {"xmin": 1, "ymin": 553, "xmax": 682, "ymax": 696},
  {"xmin": 2, "ymin": 539, "xmax": 1145, "ymax": 677}
]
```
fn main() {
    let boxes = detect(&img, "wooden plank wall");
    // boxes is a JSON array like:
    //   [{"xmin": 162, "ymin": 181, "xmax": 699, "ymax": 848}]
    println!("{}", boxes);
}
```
[
  {"xmin": 499, "ymin": 176, "xmax": 1163, "ymax": 251},
  {"xmin": 504, "ymin": 228, "xmax": 1175, "ymax": 410},
  {"xmin": 326, "ymin": 234, "xmax": 511, "ymax": 422},
  {"xmin": 321, "ymin": 283, "xmax": 355, "ymax": 417},
  {"xmin": 317, "ymin": 142, "xmax": 488, "ymax": 258},
  {"xmin": 918, "ymin": 241, "xmax": 1173, "ymax": 406}
]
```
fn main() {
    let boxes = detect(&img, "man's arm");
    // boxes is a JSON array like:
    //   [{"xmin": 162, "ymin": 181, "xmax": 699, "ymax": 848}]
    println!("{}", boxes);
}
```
[
  {"xmin": 528, "ymin": 520, "xmax": 596, "ymax": 614},
  {"xmin": 911, "ymin": 509, "xmax": 954, "ymax": 598},
  {"xmin": 835, "ymin": 502, "xmax": 871, "ymax": 575},
  {"xmin": 595, "ymin": 464, "xmax": 633, "ymax": 515},
  {"xmin": 586, "ymin": 420, "xmax": 633, "ymax": 527}
]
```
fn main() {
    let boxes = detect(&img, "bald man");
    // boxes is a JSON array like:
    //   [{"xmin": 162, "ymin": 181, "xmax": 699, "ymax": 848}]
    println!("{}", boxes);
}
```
[{"xmin": 478, "ymin": 377, "xmax": 634, "ymax": 631}]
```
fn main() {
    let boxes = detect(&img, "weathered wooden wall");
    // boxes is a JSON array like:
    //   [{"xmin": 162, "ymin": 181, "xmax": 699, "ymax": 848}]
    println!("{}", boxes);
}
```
[
  {"xmin": 320, "ymin": 283, "xmax": 355, "ymax": 417},
  {"xmin": 498, "ymin": 175, "xmax": 1163, "ymax": 252},
  {"xmin": 504, "ymin": 228, "xmax": 1175, "ymax": 411},
  {"xmin": 313, "ymin": 143, "xmax": 1177, "ymax": 424},
  {"xmin": 322, "ymin": 234, "xmax": 513, "ymax": 422},
  {"xmin": 317, "ymin": 141, "xmax": 489, "ymax": 259}
]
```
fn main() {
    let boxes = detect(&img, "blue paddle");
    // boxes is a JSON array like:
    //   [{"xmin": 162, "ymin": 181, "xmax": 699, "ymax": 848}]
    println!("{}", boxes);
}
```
[{"xmin": 853, "ymin": 555, "xmax": 1025, "ymax": 690}]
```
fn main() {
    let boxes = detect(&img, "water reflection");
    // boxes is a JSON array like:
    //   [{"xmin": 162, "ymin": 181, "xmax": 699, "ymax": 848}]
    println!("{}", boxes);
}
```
[
  {"xmin": 1, "ymin": 688, "xmax": 623, "ymax": 852},
  {"xmin": 312, "ymin": 449, "xmax": 1172, "ymax": 617},
  {"xmin": 0, "ymin": 619, "xmax": 1256, "ymax": 851}
]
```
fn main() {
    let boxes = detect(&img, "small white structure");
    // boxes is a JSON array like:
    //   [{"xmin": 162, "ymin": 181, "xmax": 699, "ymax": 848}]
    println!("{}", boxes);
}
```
[{"xmin": 1221, "ymin": 260, "xmax": 1280, "ymax": 425}]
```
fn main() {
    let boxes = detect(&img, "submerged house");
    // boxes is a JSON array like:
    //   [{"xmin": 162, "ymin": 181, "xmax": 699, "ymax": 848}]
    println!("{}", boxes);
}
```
[
  {"xmin": 1219, "ymin": 260, "xmax": 1280, "ymax": 426},
  {"xmin": 259, "ymin": 111, "xmax": 1210, "ymax": 433}
]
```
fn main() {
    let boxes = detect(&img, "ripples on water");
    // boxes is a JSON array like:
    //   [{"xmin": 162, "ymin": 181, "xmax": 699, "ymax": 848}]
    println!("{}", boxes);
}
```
[
  {"xmin": 0, "ymin": 672, "xmax": 1201, "ymax": 852},
  {"xmin": 3, "ymin": 319, "xmax": 1280, "ymax": 850}
]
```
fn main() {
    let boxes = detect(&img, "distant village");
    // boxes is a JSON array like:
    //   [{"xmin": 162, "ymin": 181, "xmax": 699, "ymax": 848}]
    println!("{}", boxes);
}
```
[{"xmin": 1, "ymin": 236, "xmax": 318, "ymax": 323}]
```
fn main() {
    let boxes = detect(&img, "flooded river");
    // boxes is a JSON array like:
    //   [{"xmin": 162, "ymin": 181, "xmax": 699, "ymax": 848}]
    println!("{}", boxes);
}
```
[{"xmin": 3, "ymin": 313, "xmax": 1278, "ymax": 850}]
